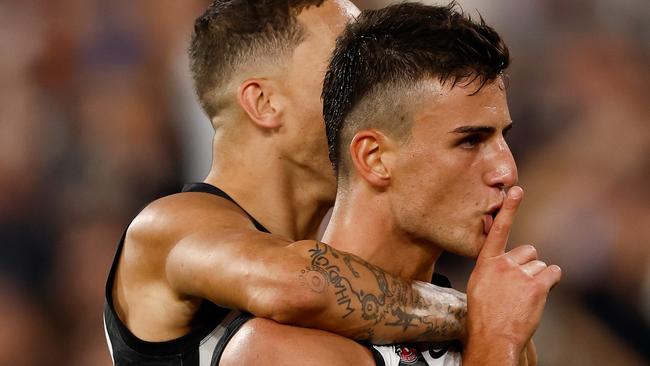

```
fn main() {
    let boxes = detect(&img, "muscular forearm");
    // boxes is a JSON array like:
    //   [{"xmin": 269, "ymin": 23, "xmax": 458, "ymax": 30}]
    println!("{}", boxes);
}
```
[{"xmin": 267, "ymin": 241, "xmax": 466, "ymax": 344}]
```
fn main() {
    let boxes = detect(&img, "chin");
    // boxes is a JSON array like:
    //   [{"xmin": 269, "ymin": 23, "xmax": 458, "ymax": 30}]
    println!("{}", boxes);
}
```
[
  {"xmin": 456, "ymin": 246, "xmax": 481, "ymax": 259},
  {"xmin": 454, "ymin": 235, "xmax": 484, "ymax": 259},
  {"xmin": 467, "ymin": 246, "xmax": 482, "ymax": 259},
  {"xmin": 469, "ymin": 235, "xmax": 488, "ymax": 258},
  {"xmin": 441, "ymin": 238, "xmax": 481, "ymax": 259}
]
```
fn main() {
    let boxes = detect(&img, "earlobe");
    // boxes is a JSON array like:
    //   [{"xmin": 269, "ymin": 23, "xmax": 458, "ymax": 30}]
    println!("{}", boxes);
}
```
[
  {"xmin": 238, "ymin": 79, "xmax": 282, "ymax": 130},
  {"xmin": 349, "ymin": 130, "xmax": 391, "ymax": 188}
]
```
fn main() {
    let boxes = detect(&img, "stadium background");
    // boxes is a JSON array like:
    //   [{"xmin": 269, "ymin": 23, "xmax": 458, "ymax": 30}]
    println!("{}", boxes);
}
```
[{"xmin": 0, "ymin": 0, "xmax": 648, "ymax": 364}]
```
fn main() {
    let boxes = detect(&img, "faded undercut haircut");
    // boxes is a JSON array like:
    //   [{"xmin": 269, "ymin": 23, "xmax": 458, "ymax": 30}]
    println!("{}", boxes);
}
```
[
  {"xmin": 322, "ymin": 1, "xmax": 510, "ymax": 177},
  {"xmin": 189, "ymin": 0, "xmax": 325, "ymax": 120}
]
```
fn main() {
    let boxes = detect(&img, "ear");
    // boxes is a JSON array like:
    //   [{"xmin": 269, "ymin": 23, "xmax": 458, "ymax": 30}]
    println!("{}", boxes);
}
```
[
  {"xmin": 349, "ymin": 130, "xmax": 392, "ymax": 188},
  {"xmin": 238, "ymin": 79, "xmax": 283, "ymax": 130}
]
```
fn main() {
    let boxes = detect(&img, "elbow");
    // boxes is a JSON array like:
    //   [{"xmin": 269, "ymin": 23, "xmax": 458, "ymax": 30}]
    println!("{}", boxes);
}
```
[
  {"xmin": 273, "ymin": 290, "xmax": 327, "ymax": 325},
  {"xmin": 249, "ymin": 284, "xmax": 328, "ymax": 327}
]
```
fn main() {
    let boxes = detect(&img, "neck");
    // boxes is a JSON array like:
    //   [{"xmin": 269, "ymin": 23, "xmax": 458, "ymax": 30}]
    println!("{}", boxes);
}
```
[
  {"xmin": 205, "ymin": 130, "xmax": 335, "ymax": 240},
  {"xmin": 322, "ymin": 184, "xmax": 442, "ymax": 282}
]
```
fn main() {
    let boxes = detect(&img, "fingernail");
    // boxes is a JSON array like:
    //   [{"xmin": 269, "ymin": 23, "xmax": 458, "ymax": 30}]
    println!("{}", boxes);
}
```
[
  {"xmin": 552, "ymin": 265, "xmax": 562, "ymax": 273},
  {"xmin": 508, "ymin": 186, "xmax": 523, "ymax": 199}
]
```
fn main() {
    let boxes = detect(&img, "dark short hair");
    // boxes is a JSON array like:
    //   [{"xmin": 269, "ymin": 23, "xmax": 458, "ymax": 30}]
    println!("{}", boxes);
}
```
[
  {"xmin": 323, "ymin": 1, "xmax": 510, "ymax": 175},
  {"xmin": 189, "ymin": 0, "xmax": 325, "ymax": 119}
]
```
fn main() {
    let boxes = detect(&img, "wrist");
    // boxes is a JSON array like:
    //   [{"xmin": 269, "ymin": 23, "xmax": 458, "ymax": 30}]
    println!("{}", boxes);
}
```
[
  {"xmin": 419, "ymin": 283, "xmax": 468, "ymax": 342},
  {"xmin": 463, "ymin": 333, "xmax": 522, "ymax": 366}
]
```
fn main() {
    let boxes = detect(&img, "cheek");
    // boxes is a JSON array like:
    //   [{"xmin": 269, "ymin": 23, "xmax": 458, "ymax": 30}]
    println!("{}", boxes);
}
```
[
  {"xmin": 398, "ymin": 159, "xmax": 468, "ymax": 213},
  {"xmin": 391, "ymin": 166, "xmax": 453, "ymax": 233},
  {"xmin": 390, "ymin": 152, "xmax": 485, "ymax": 253},
  {"xmin": 391, "ymin": 150, "xmax": 453, "ymax": 210},
  {"xmin": 288, "ymin": 102, "xmax": 323, "ymax": 137}
]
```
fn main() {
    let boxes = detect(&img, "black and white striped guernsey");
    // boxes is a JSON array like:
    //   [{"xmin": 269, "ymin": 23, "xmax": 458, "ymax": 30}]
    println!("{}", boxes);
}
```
[{"xmin": 103, "ymin": 183, "xmax": 268, "ymax": 366}]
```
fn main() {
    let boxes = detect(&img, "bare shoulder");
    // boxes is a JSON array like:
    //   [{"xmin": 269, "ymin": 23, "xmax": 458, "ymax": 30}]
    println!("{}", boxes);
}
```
[
  {"xmin": 220, "ymin": 318, "xmax": 376, "ymax": 366},
  {"xmin": 111, "ymin": 191, "xmax": 265, "ymax": 337},
  {"xmin": 128, "ymin": 191, "xmax": 253, "ymax": 247},
  {"xmin": 123, "ymin": 191, "xmax": 260, "ymax": 264},
  {"xmin": 116, "ymin": 190, "xmax": 258, "ymax": 299}
]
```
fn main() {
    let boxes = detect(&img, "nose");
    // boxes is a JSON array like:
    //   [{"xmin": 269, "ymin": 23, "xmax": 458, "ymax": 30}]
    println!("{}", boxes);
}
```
[{"xmin": 483, "ymin": 137, "xmax": 518, "ymax": 189}]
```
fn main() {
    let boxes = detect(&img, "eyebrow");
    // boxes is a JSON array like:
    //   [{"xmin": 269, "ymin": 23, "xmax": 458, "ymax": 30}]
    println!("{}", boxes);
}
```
[
  {"xmin": 451, "ymin": 125, "xmax": 495, "ymax": 134},
  {"xmin": 450, "ymin": 122, "xmax": 513, "ymax": 134}
]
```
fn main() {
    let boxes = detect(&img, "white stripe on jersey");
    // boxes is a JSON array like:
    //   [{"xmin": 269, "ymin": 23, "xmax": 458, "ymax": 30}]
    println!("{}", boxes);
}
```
[
  {"xmin": 103, "ymin": 316, "xmax": 115, "ymax": 365},
  {"xmin": 198, "ymin": 310, "xmax": 241, "ymax": 366},
  {"xmin": 372, "ymin": 345, "xmax": 401, "ymax": 366}
]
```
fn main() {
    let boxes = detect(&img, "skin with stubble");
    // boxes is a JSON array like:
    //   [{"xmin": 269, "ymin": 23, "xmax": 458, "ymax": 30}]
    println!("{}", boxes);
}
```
[{"xmin": 109, "ymin": 0, "xmax": 468, "ymax": 353}]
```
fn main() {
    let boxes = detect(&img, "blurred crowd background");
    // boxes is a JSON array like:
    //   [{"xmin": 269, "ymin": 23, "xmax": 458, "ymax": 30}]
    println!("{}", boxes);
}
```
[{"xmin": 0, "ymin": 0, "xmax": 647, "ymax": 365}]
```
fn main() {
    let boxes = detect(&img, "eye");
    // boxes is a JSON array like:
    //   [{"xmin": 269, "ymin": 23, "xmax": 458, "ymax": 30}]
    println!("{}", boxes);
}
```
[
  {"xmin": 502, "ymin": 124, "xmax": 513, "ymax": 138},
  {"xmin": 458, "ymin": 134, "xmax": 485, "ymax": 149}
]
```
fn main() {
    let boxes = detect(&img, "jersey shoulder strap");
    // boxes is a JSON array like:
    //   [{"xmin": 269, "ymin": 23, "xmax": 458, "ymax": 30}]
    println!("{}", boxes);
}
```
[{"xmin": 182, "ymin": 182, "xmax": 270, "ymax": 233}]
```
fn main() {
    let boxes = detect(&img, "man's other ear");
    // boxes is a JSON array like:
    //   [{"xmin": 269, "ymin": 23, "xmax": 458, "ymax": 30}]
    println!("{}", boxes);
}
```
[
  {"xmin": 349, "ymin": 130, "xmax": 393, "ymax": 189},
  {"xmin": 238, "ymin": 79, "xmax": 284, "ymax": 130}
]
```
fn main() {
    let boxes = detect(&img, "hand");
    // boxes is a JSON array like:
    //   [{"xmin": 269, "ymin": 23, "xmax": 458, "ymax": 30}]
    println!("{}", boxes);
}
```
[{"xmin": 466, "ymin": 187, "xmax": 561, "ymax": 353}]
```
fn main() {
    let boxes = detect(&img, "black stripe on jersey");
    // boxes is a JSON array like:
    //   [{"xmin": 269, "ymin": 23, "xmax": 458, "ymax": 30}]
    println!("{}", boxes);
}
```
[
  {"xmin": 209, "ymin": 313, "xmax": 254, "ymax": 365},
  {"xmin": 370, "ymin": 347, "xmax": 387, "ymax": 366}
]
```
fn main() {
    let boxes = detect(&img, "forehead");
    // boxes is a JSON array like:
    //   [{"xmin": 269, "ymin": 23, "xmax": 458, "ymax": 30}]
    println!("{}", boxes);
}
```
[
  {"xmin": 297, "ymin": 0, "xmax": 359, "ymax": 38},
  {"xmin": 409, "ymin": 78, "xmax": 511, "ymax": 133},
  {"xmin": 288, "ymin": 1, "xmax": 358, "ymax": 83}
]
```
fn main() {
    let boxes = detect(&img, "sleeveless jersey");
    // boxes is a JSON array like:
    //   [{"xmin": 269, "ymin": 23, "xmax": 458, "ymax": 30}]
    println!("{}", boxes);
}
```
[
  {"xmin": 370, "ymin": 273, "xmax": 463, "ymax": 366},
  {"xmin": 103, "ymin": 183, "xmax": 268, "ymax": 366}
]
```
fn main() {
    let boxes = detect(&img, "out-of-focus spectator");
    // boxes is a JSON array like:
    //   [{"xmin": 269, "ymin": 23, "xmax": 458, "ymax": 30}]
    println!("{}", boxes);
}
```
[
  {"xmin": 0, "ymin": 277, "xmax": 55, "ymax": 365},
  {"xmin": 0, "ymin": 0, "xmax": 55, "ymax": 295},
  {"xmin": 48, "ymin": 213, "xmax": 125, "ymax": 366},
  {"xmin": 1, "ymin": 0, "xmax": 207, "ymax": 364}
]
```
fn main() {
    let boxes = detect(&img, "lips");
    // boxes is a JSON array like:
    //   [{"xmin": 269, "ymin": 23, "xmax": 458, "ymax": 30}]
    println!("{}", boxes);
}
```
[
  {"xmin": 483, "ymin": 202, "xmax": 502, "ymax": 234},
  {"xmin": 483, "ymin": 214, "xmax": 494, "ymax": 235}
]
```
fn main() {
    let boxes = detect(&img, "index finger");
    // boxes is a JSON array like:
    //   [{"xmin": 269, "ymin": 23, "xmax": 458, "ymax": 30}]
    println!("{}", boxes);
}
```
[{"xmin": 478, "ymin": 186, "xmax": 523, "ymax": 259}]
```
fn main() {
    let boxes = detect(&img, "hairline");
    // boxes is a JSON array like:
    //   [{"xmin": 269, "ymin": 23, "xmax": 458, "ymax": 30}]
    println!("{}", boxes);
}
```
[
  {"xmin": 335, "ymin": 75, "xmax": 505, "ymax": 185},
  {"xmin": 192, "ymin": 3, "xmax": 319, "ymax": 121}
]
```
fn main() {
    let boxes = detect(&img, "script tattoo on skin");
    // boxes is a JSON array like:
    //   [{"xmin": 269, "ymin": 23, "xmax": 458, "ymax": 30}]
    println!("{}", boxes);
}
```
[{"xmin": 301, "ymin": 242, "xmax": 467, "ymax": 341}]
